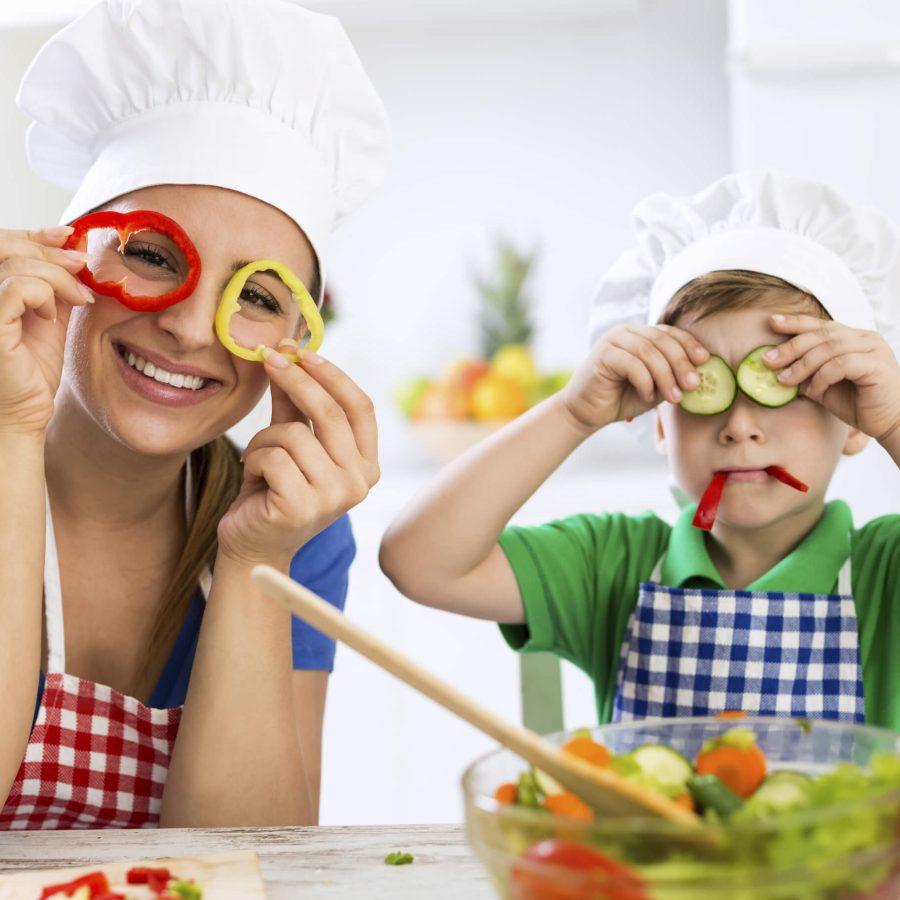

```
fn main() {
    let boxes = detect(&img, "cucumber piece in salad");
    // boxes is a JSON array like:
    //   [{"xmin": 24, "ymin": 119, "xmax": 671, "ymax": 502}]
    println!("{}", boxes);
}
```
[
  {"xmin": 744, "ymin": 770, "xmax": 810, "ymax": 813},
  {"xmin": 679, "ymin": 354, "xmax": 736, "ymax": 415},
  {"xmin": 629, "ymin": 744, "xmax": 694, "ymax": 795},
  {"xmin": 737, "ymin": 344, "xmax": 798, "ymax": 408}
]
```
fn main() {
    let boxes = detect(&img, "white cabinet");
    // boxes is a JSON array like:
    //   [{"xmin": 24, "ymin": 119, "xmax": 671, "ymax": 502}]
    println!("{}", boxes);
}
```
[{"xmin": 728, "ymin": 0, "xmax": 900, "ymax": 216}]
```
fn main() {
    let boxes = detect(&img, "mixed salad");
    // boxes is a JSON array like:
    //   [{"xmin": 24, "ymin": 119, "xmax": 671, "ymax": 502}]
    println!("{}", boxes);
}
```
[{"xmin": 490, "ymin": 720, "xmax": 900, "ymax": 899}]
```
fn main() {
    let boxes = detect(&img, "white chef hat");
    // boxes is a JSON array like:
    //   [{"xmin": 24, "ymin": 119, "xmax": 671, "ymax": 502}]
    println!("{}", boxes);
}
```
[
  {"xmin": 16, "ymin": 0, "xmax": 391, "ymax": 292},
  {"xmin": 589, "ymin": 171, "xmax": 900, "ymax": 448}
]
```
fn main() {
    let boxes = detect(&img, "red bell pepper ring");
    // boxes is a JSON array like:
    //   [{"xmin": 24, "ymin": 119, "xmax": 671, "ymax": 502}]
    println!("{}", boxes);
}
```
[
  {"xmin": 766, "ymin": 465, "xmax": 809, "ymax": 493},
  {"xmin": 693, "ymin": 470, "xmax": 728, "ymax": 531},
  {"xmin": 64, "ymin": 210, "xmax": 201, "ymax": 313},
  {"xmin": 40, "ymin": 870, "xmax": 111, "ymax": 898}
]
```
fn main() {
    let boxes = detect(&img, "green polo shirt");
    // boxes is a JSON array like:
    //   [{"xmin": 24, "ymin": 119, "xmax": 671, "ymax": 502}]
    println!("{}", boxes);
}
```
[{"xmin": 498, "ymin": 501, "xmax": 900, "ymax": 730}]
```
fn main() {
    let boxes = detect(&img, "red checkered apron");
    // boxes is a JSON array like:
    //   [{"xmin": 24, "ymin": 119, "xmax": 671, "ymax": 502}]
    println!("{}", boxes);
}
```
[{"xmin": 0, "ymin": 467, "xmax": 209, "ymax": 830}]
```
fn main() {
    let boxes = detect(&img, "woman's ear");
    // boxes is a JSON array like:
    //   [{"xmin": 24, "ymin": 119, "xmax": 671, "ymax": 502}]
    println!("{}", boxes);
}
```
[
  {"xmin": 654, "ymin": 410, "xmax": 668, "ymax": 457},
  {"xmin": 842, "ymin": 426, "xmax": 870, "ymax": 457}
]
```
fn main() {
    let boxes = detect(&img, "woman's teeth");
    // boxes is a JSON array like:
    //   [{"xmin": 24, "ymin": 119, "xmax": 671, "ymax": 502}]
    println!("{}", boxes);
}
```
[{"xmin": 122, "ymin": 348, "xmax": 207, "ymax": 390}]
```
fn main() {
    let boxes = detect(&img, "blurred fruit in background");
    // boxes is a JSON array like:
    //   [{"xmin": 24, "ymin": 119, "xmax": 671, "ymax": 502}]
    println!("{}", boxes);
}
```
[
  {"xmin": 394, "ymin": 376, "xmax": 431, "ymax": 419},
  {"xmin": 471, "ymin": 371, "xmax": 527, "ymax": 421},
  {"xmin": 416, "ymin": 382, "xmax": 470, "ymax": 420},
  {"xmin": 396, "ymin": 344, "xmax": 571, "ymax": 424},
  {"xmin": 320, "ymin": 286, "xmax": 336, "ymax": 324},
  {"xmin": 490, "ymin": 343, "xmax": 537, "ymax": 392},
  {"xmin": 396, "ymin": 238, "xmax": 572, "ymax": 460}
]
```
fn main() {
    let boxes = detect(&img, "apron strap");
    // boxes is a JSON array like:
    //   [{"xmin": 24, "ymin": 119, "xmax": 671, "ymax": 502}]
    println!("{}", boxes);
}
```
[
  {"xmin": 43, "ymin": 483, "xmax": 66, "ymax": 674},
  {"xmin": 837, "ymin": 555, "xmax": 852, "ymax": 595}
]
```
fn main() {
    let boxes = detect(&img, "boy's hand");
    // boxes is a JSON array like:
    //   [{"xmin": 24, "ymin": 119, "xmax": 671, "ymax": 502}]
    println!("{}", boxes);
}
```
[
  {"xmin": 562, "ymin": 324, "xmax": 709, "ymax": 432},
  {"xmin": 766, "ymin": 313, "xmax": 900, "ymax": 443}
]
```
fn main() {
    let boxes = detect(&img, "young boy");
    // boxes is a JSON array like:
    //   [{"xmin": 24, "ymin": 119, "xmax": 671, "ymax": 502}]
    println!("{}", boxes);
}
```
[{"xmin": 379, "ymin": 172, "xmax": 900, "ymax": 729}]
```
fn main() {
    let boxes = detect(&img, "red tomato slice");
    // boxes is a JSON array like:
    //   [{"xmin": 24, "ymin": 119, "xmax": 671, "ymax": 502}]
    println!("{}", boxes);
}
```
[{"xmin": 509, "ymin": 839, "xmax": 647, "ymax": 900}]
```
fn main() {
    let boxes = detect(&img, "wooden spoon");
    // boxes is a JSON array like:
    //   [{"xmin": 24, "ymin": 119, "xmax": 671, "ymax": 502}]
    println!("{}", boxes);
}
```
[{"xmin": 251, "ymin": 565, "xmax": 700, "ymax": 826}]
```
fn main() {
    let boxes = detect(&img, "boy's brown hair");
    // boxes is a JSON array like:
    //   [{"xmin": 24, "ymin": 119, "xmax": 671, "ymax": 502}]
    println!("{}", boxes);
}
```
[{"xmin": 660, "ymin": 270, "xmax": 830, "ymax": 327}]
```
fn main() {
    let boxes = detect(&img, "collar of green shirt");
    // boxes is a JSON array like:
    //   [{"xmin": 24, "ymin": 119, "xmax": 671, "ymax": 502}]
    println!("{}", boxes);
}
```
[{"xmin": 660, "ymin": 499, "xmax": 853, "ymax": 593}]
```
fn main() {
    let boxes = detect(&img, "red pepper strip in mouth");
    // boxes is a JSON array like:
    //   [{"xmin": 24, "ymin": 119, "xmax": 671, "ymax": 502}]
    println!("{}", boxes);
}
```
[
  {"xmin": 693, "ymin": 471, "xmax": 728, "ymax": 531},
  {"xmin": 765, "ymin": 465, "xmax": 809, "ymax": 493}
]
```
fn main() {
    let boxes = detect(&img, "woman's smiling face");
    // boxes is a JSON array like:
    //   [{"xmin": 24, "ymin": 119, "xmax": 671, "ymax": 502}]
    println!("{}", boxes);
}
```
[{"xmin": 61, "ymin": 184, "xmax": 318, "ymax": 455}]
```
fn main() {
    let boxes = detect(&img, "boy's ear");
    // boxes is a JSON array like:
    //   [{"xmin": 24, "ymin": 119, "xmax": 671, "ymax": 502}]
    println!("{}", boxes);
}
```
[
  {"xmin": 842, "ymin": 426, "xmax": 870, "ymax": 457},
  {"xmin": 654, "ymin": 410, "xmax": 668, "ymax": 456}
]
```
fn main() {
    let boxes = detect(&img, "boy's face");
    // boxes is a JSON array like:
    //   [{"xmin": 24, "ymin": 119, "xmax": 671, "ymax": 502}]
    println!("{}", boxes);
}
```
[{"xmin": 656, "ymin": 304, "xmax": 867, "ymax": 530}]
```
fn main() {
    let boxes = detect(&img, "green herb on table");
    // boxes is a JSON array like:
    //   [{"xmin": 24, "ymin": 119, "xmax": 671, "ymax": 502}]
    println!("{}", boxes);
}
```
[{"xmin": 384, "ymin": 851, "xmax": 414, "ymax": 866}]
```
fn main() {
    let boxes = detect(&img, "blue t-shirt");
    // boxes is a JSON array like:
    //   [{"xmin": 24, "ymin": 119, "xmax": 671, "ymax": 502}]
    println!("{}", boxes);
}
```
[{"xmin": 34, "ymin": 514, "xmax": 355, "ymax": 716}]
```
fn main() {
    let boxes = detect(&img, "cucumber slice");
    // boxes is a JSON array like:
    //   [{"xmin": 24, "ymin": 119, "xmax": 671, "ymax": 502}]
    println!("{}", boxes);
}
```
[
  {"xmin": 687, "ymin": 774, "xmax": 744, "ymax": 820},
  {"xmin": 746, "ymin": 770, "xmax": 810, "ymax": 811},
  {"xmin": 609, "ymin": 754, "xmax": 642, "ymax": 779},
  {"xmin": 679, "ymin": 355, "xmax": 736, "ymax": 415},
  {"xmin": 531, "ymin": 768, "xmax": 564, "ymax": 798},
  {"xmin": 630, "ymin": 744, "xmax": 693, "ymax": 793},
  {"xmin": 737, "ymin": 345, "xmax": 798, "ymax": 408}
]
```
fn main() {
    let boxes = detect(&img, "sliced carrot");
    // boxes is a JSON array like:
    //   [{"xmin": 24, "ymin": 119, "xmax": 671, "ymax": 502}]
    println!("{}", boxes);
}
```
[
  {"xmin": 561, "ymin": 737, "xmax": 611, "ymax": 768},
  {"xmin": 494, "ymin": 782, "xmax": 519, "ymax": 805},
  {"xmin": 673, "ymin": 792, "xmax": 695, "ymax": 813},
  {"xmin": 715, "ymin": 710, "xmax": 747, "ymax": 720},
  {"xmin": 695, "ymin": 744, "xmax": 767, "ymax": 798},
  {"xmin": 542, "ymin": 791, "xmax": 595, "ymax": 823}
]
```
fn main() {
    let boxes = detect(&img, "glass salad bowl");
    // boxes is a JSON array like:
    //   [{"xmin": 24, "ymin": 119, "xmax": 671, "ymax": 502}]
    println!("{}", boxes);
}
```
[{"xmin": 462, "ymin": 717, "xmax": 900, "ymax": 899}]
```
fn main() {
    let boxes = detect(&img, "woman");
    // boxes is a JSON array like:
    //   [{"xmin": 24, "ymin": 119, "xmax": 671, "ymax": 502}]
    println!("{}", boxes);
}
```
[{"xmin": 0, "ymin": 0, "xmax": 389, "ymax": 829}]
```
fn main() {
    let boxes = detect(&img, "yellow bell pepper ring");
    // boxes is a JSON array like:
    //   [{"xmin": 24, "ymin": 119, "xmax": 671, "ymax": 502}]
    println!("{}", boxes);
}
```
[{"xmin": 215, "ymin": 259, "xmax": 325, "ymax": 363}]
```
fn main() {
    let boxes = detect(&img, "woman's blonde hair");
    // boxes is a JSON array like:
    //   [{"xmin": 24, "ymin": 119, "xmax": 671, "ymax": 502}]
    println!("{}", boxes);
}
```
[{"xmin": 140, "ymin": 435, "xmax": 244, "ymax": 687}]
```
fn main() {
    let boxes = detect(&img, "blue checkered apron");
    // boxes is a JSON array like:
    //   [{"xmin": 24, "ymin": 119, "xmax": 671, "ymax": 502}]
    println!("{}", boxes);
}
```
[{"xmin": 613, "ymin": 554, "xmax": 865, "ymax": 723}]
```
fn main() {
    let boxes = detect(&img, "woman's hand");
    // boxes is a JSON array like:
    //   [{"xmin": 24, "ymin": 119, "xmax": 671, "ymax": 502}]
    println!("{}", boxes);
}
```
[
  {"xmin": 561, "ymin": 324, "xmax": 710, "ymax": 433},
  {"xmin": 0, "ymin": 226, "xmax": 94, "ymax": 435},
  {"xmin": 216, "ymin": 347, "xmax": 379, "ymax": 568},
  {"xmin": 765, "ymin": 313, "xmax": 900, "ymax": 444}
]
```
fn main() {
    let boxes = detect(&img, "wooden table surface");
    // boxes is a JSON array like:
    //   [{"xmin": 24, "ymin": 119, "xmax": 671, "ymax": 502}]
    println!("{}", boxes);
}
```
[{"xmin": 0, "ymin": 825, "xmax": 495, "ymax": 899}]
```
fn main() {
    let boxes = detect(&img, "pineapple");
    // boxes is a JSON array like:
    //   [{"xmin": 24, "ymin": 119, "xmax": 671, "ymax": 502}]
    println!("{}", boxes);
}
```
[{"xmin": 475, "ymin": 239, "xmax": 535, "ymax": 360}]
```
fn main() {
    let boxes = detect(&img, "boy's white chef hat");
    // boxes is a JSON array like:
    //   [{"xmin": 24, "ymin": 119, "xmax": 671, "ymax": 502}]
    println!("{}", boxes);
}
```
[
  {"xmin": 589, "ymin": 171, "xmax": 900, "ymax": 359},
  {"xmin": 16, "ymin": 0, "xmax": 391, "ymax": 289}
]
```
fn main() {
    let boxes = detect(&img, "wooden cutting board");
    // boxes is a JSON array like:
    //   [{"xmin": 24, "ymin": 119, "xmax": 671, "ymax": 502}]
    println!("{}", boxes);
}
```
[{"xmin": 0, "ymin": 850, "xmax": 265, "ymax": 898}]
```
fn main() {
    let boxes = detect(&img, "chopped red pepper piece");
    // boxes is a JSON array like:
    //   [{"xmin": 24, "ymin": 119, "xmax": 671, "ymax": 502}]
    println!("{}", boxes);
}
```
[
  {"xmin": 148, "ymin": 870, "xmax": 172, "ymax": 894},
  {"xmin": 765, "ymin": 465, "xmax": 808, "ymax": 493},
  {"xmin": 126, "ymin": 866, "xmax": 173, "ymax": 885},
  {"xmin": 692, "ymin": 471, "xmax": 728, "ymax": 531},
  {"xmin": 64, "ymin": 210, "xmax": 201, "ymax": 313},
  {"xmin": 40, "ymin": 871, "xmax": 110, "ymax": 898}
]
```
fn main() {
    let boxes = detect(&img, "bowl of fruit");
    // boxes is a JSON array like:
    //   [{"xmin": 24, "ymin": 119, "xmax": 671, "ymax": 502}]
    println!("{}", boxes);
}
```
[
  {"xmin": 462, "ymin": 716, "xmax": 900, "ymax": 899},
  {"xmin": 396, "ymin": 343, "xmax": 571, "ymax": 463}
]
